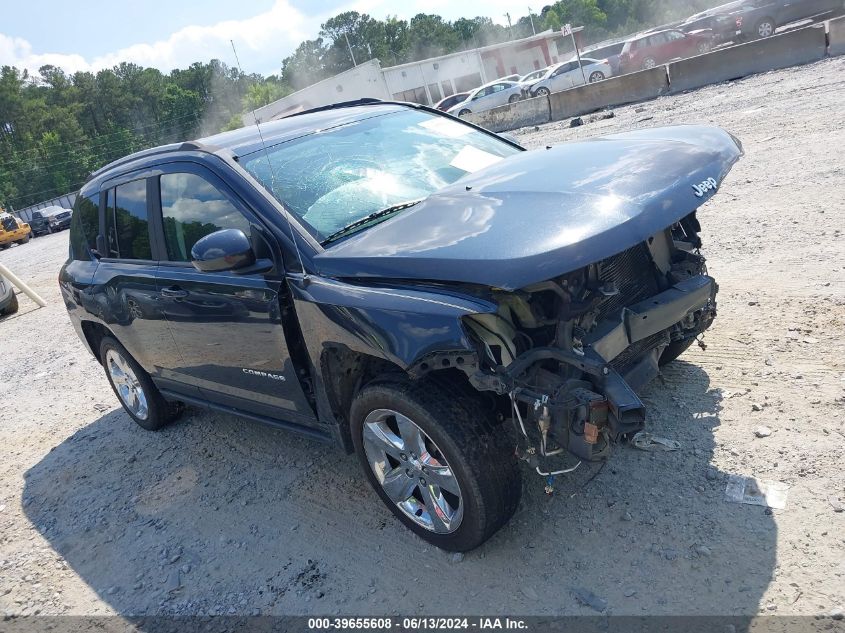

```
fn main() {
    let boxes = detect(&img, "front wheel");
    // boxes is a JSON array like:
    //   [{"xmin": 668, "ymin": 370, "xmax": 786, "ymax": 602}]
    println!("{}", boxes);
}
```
[
  {"xmin": 458, "ymin": 108, "xmax": 471, "ymax": 116},
  {"xmin": 534, "ymin": 86, "xmax": 550, "ymax": 97},
  {"xmin": 659, "ymin": 339, "xmax": 697, "ymax": 366},
  {"xmin": 1, "ymin": 292, "xmax": 18, "ymax": 316},
  {"xmin": 99, "ymin": 336, "xmax": 182, "ymax": 430},
  {"xmin": 351, "ymin": 378, "xmax": 521, "ymax": 551},
  {"xmin": 697, "ymin": 41, "xmax": 712, "ymax": 54},
  {"xmin": 642, "ymin": 57, "xmax": 657, "ymax": 70},
  {"xmin": 18, "ymin": 233, "xmax": 31, "ymax": 244},
  {"xmin": 589, "ymin": 71, "xmax": 605, "ymax": 83},
  {"xmin": 508, "ymin": 94, "xmax": 520, "ymax": 103}
]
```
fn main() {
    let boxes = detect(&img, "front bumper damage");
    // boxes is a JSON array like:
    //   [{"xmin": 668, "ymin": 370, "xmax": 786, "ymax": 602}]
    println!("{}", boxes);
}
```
[{"xmin": 469, "ymin": 273, "xmax": 717, "ymax": 468}]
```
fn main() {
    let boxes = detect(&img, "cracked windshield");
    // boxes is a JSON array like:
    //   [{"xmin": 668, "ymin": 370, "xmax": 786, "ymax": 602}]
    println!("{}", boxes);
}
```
[{"xmin": 241, "ymin": 110, "xmax": 520, "ymax": 241}]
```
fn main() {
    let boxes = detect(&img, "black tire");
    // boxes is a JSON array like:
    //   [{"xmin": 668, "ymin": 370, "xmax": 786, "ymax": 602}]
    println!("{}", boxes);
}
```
[
  {"xmin": 2, "ymin": 292, "xmax": 18, "ymax": 316},
  {"xmin": 659, "ymin": 339, "xmax": 696, "ymax": 366},
  {"xmin": 535, "ymin": 87, "xmax": 550, "ymax": 97},
  {"xmin": 99, "ymin": 336, "xmax": 182, "ymax": 431},
  {"xmin": 350, "ymin": 377, "xmax": 521, "ymax": 552},
  {"xmin": 458, "ymin": 108, "xmax": 471, "ymax": 116},
  {"xmin": 589, "ymin": 71, "xmax": 605, "ymax": 83},
  {"xmin": 508, "ymin": 94, "xmax": 520, "ymax": 103}
]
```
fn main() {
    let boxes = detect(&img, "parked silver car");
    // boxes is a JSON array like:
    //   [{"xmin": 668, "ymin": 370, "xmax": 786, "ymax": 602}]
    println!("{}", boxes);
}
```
[
  {"xmin": 527, "ymin": 58, "xmax": 613, "ymax": 97},
  {"xmin": 447, "ymin": 80, "xmax": 523, "ymax": 116},
  {"xmin": 516, "ymin": 67, "xmax": 550, "ymax": 92}
]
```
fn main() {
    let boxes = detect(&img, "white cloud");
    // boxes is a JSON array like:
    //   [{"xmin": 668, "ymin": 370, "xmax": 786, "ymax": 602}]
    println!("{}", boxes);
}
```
[
  {"xmin": 0, "ymin": 0, "xmax": 525, "ymax": 79},
  {"xmin": 0, "ymin": 1, "xmax": 324, "ymax": 77}
]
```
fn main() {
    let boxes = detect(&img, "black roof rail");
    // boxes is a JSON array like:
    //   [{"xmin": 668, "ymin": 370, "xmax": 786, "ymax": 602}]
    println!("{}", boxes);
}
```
[{"xmin": 87, "ymin": 140, "xmax": 219, "ymax": 180}]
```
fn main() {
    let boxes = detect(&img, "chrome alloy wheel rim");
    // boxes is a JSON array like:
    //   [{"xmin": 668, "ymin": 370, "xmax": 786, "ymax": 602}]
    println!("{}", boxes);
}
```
[
  {"xmin": 362, "ymin": 409, "xmax": 463, "ymax": 533},
  {"xmin": 758, "ymin": 22, "xmax": 773, "ymax": 37},
  {"xmin": 106, "ymin": 349, "xmax": 149, "ymax": 420}
]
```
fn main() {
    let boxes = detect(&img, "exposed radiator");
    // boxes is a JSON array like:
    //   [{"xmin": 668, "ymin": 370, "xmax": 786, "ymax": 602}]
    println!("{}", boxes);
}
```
[{"xmin": 595, "ymin": 242, "xmax": 660, "ymax": 322}]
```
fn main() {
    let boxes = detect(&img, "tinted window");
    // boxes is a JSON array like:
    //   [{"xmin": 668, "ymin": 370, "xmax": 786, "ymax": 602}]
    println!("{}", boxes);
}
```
[
  {"xmin": 109, "ymin": 179, "xmax": 151, "ymax": 260},
  {"xmin": 160, "ymin": 172, "xmax": 251, "ymax": 262},
  {"xmin": 70, "ymin": 193, "xmax": 100, "ymax": 261}
]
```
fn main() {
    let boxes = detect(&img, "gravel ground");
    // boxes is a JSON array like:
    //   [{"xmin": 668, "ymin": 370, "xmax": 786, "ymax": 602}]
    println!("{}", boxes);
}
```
[{"xmin": 1, "ymin": 57, "xmax": 843, "ymax": 619}]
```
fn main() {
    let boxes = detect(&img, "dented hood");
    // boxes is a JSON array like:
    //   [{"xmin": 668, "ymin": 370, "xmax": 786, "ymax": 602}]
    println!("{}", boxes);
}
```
[{"xmin": 313, "ymin": 125, "xmax": 743, "ymax": 290}]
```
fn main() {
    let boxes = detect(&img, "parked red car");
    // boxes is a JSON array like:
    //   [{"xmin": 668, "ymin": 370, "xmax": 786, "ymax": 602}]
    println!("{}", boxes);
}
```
[{"xmin": 618, "ymin": 29, "xmax": 714, "ymax": 73}]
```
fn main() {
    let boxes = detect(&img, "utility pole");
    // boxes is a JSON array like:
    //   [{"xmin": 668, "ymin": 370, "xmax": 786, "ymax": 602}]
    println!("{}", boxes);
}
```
[
  {"xmin": 504, "ymin": 12, "xmax": 514, "ymax": 40},
  {"xmin": 527, "ymin": 7, "xmax": 536, "ymax": 35},
  {"xmin": 344, "ymin": 32, "xmax": 357, "ymax": 66}
]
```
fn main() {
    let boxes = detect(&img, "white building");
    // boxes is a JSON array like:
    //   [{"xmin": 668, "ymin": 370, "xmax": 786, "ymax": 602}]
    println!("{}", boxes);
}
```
[
  {"xmin": 249, "ymin": 59, "xmax": 390, "ymax": 123},
  {"xmin": 247, "ymin": 29, "xmax": 579, "ymax": 124}
]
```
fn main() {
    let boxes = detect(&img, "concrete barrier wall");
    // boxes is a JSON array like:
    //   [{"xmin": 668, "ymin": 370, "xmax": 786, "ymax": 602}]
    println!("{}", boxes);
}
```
[
  {"xmin": 668, "ymin": 24, "xmax": 828, "ymax": 94},
  {"xmin": 464, "ymin": 95, "xmax": 551, "ymax": 133},
  {"xmin": 829, "ymin": 16, "xmax": 845, "ymax": 57},
  {"xmin": 469, "ymin": 21, "xmax": 833, "ymax": 133},
  {"xmin": 548, "ymin": 67, "xmax": 669, "ymax": 122}
]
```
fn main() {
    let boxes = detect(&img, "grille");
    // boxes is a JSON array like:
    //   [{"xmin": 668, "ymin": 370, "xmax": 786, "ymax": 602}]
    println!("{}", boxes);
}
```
[{"xmin": 595, "ymin": 242, "xmax": 659, "ymax": 322}]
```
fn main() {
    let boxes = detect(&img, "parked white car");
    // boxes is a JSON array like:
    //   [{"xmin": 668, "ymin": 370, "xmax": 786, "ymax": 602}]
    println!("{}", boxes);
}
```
[
  {"xmin": 526, "ymin": 58, "xmax": 613, "ymax": 97},
  {"xmin": 447, "ymin": 80, "xmax": 523, "ymax": 116}
]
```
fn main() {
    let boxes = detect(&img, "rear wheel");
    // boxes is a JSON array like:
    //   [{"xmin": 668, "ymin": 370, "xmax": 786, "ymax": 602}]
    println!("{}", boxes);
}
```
[
  {"xmin": 756, "ymin": 18, "xmax": 775, "ymax": 38},
  {"xmin": 589, "ymin": 71, "xmax": 605, "ymax": 83},
  {"xmin": 508, "ymin": 94, "xmax": 520, "ymax": 103},
  {"xmin": 642, "ymin": 57, "xmax": 657, "ymax": 70},
  {"xmin": 697, "ymin": 41, "xmax": 712, "ymax": 54},
  {"xmin": 17, "ymin": 233, "xmax": 30, "ymax": 244},
  {"xmin": 351, "ymin": 377, "xmax": 521, "ymax": 551},
  {"xmin": 458, "ymin": 108, "xmax": 471, "ymax": 116},
  {"xmin": 99, "ymin": 336, "xmax": 182, "ymax": 430}
]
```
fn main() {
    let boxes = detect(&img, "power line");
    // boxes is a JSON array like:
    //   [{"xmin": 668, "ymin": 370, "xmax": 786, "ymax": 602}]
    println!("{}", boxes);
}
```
[
  {"xmin": 0, "ymin": 114, "xmax": 201, "ymax": 178},
  {"xmin": 5, "ymin": 180, "xmax": 87, "ymax": 206},
  {"xmin": 0, "ymin": 109, "xmax": 203, "ymax": 161}
]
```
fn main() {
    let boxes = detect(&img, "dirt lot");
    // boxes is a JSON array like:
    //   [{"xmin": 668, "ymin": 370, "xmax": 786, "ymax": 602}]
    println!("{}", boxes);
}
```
[{"xmin": 1, "ymin": 57, "xmax": 844, "ymax": 619}]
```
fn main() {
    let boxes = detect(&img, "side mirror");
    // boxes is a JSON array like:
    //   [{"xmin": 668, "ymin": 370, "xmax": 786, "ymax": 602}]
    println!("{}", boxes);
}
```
[{"xmin": 191, "ymin": 229, "xmax": 255, "ymax": 273}]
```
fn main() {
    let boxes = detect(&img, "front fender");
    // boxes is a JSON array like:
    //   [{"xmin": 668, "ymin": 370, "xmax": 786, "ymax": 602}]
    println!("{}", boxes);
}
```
[{"xmin": 289, "ymin": 275, "xmax": 496, "ymax": 372}]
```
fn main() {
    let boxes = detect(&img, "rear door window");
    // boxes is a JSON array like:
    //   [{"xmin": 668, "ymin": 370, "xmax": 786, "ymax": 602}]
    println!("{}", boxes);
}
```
[{"xmin": 105, "ymin": 179, "xmax": 152, "ymax": 260}]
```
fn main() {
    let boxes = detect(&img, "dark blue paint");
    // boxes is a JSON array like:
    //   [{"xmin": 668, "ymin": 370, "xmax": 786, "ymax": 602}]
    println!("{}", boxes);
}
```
[
  {"xmin": 314, "ymin": 125, "xmax": 742, "ymax": 290},
  {"xmin": 59, "ymin": 101, "xmax": 742, "ymax": 445}
]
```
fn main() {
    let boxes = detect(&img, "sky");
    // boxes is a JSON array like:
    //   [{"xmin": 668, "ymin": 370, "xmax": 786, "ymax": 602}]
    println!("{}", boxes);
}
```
[{"xmin": 0, "ymin": 0, "xmax": 525, "ymax": 77}]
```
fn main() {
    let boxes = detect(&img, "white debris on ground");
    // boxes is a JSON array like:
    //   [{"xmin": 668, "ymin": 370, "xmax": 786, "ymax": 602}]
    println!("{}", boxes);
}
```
[{"xmin": 0, "ymin": 56, "xmax": 843, "ymax": 618}]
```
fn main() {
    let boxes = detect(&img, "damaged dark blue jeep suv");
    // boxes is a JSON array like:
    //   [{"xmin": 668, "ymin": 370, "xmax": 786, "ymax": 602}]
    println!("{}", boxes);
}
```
[{"xmin": 60, "ymin": 100, "xmax": 742, "ymax": 551}]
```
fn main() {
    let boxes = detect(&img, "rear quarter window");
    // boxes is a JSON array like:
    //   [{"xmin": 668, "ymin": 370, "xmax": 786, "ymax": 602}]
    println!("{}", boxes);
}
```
[{"xmin": 70, "ymin": 192, "xmax": 100, "ymax": 261}]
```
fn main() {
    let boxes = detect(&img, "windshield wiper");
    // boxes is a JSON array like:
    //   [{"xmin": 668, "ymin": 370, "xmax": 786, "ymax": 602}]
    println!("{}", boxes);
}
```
[{"xmin": 321, "ymin": 199, "xmax": 424, "ymax": 245}]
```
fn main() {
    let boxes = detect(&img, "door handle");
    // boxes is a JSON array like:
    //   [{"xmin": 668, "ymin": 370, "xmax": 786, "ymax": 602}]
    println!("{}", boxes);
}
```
[{"xmin": 161, "ymin": 286, "xmax": 188, "ymax": 298}]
